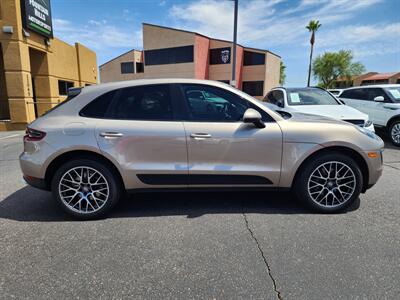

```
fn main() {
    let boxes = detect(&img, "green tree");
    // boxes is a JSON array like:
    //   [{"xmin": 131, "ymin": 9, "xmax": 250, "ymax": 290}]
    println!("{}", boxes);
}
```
[
  {"xmin": 312, "ymin": 50, "xmax": 365, "ymax": 89},
  {"xmin": 306, "ymin": 20, "xmax": 321, "ymax": 87},
  {"xmin": 279, "ymin": 61, "xmax": 286, "ymax": 85}
]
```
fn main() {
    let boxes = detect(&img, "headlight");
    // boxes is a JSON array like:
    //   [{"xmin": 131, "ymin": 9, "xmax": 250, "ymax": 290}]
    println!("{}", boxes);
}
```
[
  {"xmin": 356, "ymin": 126, "xmax": 381, "ymax": 141},
  {"xmin": 364, "ymin": 120, "xmax": 373, "ymax": 127}
]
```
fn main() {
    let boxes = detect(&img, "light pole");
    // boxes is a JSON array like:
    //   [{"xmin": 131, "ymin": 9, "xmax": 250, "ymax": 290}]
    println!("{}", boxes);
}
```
[{"xmin": 230, "ymin": 0, "xmax": 238, "ymax": 87}]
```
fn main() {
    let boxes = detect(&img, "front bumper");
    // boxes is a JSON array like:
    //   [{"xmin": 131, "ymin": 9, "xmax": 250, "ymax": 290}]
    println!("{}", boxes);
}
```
[
  {"xmin": 23, "ymin": 175, "xmax": 49, "ymax": 190},
  {"xmin": 362, "ymin": 149, "xmax": 383, "ymax": 192}
]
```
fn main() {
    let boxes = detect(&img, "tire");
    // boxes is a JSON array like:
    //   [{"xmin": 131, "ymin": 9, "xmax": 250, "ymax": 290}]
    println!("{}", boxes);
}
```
[
  {"xmin": 389, "ymin": 120, "xmax": 400, "ymax": 147},
  {"xmin": 294, "ymin": 152, "xmax": 363, "ymax": 213},
  {"xmin": 51, "ymin": 159, "xmax": 121, "ymax": 219}
]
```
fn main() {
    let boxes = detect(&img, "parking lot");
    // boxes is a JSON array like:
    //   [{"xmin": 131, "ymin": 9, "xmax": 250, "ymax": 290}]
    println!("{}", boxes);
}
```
[{"xmin": 0, "ymin": 130, "xmax": 399, "ymax": 299}]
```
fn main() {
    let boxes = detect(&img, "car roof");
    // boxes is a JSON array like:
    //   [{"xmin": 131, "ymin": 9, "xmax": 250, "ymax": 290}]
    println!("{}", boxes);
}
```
[
  {"xmin": 343, "ymin": 84, "xmax": 400, "ymax": 90},
  {"xmin": 82, "ymin": 78, "xmax": 231, "ymax": 92},
  {"xmin": 271, "ymin": 87, "xmax": 326, "ymax": 91}
]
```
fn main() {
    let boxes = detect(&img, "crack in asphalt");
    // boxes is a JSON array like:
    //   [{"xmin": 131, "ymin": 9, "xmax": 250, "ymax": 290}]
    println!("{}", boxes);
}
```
[
  {"xmin": 242, "ymin": 211, "xmax": 283, "ymax": 300},
  {"xmin": 383, "ymin": 163, "xmax": 400, "ymax": 171}
]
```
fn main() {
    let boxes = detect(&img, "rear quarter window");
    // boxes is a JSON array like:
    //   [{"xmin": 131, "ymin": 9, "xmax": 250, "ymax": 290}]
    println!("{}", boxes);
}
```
[{"xmin": 79, "ymin": 90, "xmax": 116, "ymax": 118}]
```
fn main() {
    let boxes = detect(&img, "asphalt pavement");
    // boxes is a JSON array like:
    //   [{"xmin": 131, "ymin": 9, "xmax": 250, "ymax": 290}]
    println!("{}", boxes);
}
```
[{"xmin": 0, "ymin": 130, "xmax": 399, "ymax": 299}]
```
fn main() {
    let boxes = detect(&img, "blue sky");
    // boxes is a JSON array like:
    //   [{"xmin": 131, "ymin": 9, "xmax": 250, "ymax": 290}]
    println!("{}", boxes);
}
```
[{"xmin": 52, "ymin": 0, "xmax": 400, "ymax": 86}]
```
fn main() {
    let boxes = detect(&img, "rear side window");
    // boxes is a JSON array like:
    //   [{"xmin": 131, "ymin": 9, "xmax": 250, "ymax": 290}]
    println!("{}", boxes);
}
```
[
  {"xmin": 110, "ymin": 84, "xmax": 173, "ymax": 121},
  {"xmin": 340, "ymin": 89, "xmax": 368, "ymax": 100},
  {"xmin": 80, "ymin": 90, "xmax": 116, "ymax": 118}
]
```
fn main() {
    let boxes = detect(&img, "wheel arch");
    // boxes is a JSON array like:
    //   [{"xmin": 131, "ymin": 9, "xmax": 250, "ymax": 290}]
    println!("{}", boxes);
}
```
[
  {"xmin": 386, "ymin": 114, "xmax": 400, "ymax": 129},
  {"xmin": 44, "ymin": 150, "xmax": 125, "ymax": 191},
  {"xmin": 292, "ymin": 146, "xmax": 369, "ymax": 193}
]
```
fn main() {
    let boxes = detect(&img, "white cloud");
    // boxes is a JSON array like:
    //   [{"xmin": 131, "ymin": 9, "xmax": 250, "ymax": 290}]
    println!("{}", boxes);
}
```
[
  {"xmin": 168, "ymin": 0, "xmax": 387, "ymax": 51},
  {"xmin": 316, "ymin": 22, "xmax": 400, "ymax": 58},
  {"xmin": 52, "ymin": 18, "xmax": 142, "ymax": 51}
]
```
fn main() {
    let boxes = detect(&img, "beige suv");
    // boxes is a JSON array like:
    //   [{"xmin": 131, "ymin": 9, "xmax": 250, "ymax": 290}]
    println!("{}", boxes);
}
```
[{"xmin": 20, "ymin": 79, "xmax": 384, "ymax": 219}]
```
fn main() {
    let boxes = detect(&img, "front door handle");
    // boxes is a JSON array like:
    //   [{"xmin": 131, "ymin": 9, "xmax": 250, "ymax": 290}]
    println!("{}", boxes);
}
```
[
  {"xmin": 100, "ymin": 132, "xmax": 124, "ymax": 138},
  {"xmin": 190, "ymin": 133, "xmax": 212, "ymax": 139}
]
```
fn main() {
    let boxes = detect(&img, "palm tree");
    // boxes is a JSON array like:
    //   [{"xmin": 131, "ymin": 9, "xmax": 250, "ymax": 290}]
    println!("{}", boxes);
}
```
[{"xmin": 306, "ymin": 20, "xmax": 321, "ymax": 87}]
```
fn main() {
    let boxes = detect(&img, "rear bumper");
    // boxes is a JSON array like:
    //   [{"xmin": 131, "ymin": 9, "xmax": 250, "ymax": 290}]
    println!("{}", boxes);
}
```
[{"xmin": 23, "ymin": 175, "xmax": 49, "ymax": 191}]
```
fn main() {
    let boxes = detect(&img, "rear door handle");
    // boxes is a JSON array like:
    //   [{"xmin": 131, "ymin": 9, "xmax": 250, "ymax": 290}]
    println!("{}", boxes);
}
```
[
  {"xmin": 190, "ymin": 133, "xmax": 212, "ymax": 139},
  {"xmin": 100, "ymin": 132, "xmax": 124, "ymax": 138}
]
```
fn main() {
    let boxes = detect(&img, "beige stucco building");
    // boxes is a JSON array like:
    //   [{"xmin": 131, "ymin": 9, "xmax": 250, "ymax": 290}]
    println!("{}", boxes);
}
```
[
  {"xmin": 100, "ymin": 23, "xmax": 281, "ymax": 99},
  {"xmin": 0, "ymin": 0, "xmax": 98, "ymax": 130}
]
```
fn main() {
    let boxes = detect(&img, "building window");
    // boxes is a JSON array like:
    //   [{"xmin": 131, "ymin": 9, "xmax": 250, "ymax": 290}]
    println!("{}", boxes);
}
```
[
  {"xmin": 210, "ymin": 47, "xmax": 231, "ymax": 65},
  {"xmin": 243, "ymin": 51, "xmax": 265, "ymax": 66},
  {"xmin": 242, "ymin": 81, "xmax": 264, "ymax": 96},
  {"xmin": 58, "ymin": 80, "xmax": 74, "ymax": 96},
  {"xmin": 136, "ymin": 62, "xmax": 144, "ymax": 73},
  {"xmin": 121, "ymin": 62, "xmax": 134, "ymax": 74},
  {"xmin": 144, "ymin": 45, "xmax": 194, "ymax": 66}
]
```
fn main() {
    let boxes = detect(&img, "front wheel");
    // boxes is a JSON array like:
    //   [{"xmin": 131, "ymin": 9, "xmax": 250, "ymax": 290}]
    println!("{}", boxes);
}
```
[
  {"xmin": 294, "ymin": 153, "xmax": 363, "ymax": 213},
  {"xmin": 389, "ymin": 120, "xmax": 400, "ymax": 147},
  {"xmin": 51, "ymin": 159, "xmax": 121, "ymax": 219}
]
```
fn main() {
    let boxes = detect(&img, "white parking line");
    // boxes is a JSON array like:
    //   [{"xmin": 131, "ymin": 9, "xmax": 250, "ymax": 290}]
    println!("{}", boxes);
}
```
[{"xmin": 0, "ymin": 134, "xmax": 21, "ymax": 140}]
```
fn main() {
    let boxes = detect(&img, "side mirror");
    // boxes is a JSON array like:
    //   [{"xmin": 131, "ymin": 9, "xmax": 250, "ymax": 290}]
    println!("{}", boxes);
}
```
[
  {"xmin": 243, "ymin": 108, "xmax": 265, "ymax": 128},
  {"xmin": 276, "ymin": 100, "xmax": 284, "ymax": 108},
  {"xmin": 374, "ymin": 96, "xmax": 384, "ymax": 102}
]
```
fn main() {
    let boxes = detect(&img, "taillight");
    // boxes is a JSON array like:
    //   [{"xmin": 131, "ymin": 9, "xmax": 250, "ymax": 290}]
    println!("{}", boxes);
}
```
[{"xmin": 24, "ymin": 127, "xmax": 46, "ymax": 141}]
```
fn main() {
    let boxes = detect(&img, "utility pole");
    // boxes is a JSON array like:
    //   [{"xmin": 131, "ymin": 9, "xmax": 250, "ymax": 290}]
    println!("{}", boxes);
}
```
[{"xmin": 231, "ymin": 0, "xmax": 238, "ymax": 87}]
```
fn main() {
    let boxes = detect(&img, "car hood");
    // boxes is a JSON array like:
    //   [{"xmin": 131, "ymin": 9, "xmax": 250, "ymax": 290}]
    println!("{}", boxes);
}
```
[{"xmin": 285, "ymin": 105, "xmax": 367, "ymax": 120}]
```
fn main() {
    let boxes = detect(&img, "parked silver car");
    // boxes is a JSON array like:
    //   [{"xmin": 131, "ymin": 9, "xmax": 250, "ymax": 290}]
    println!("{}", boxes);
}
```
[{"xmin": 20, "ymin": 79, "xmax": 384, "ymax": 219}]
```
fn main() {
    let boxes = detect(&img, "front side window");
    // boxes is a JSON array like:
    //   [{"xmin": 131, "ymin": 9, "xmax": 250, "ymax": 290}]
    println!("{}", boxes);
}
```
[
  {"xmin": 385, "ymin": 87, "xmax": 400, "ymax": 102},
  {"xmin": 264, "ymin": 90, "xmax": 283, "ymax": 106},
  {"xmin": 286, "ymin": 88, "xmax": 339, "ymax": 106},
  {"xmin": 366, "ymin": 88, "xmax": 389, "ymax": 102},
  {"xmin": 110, "ymin": 85, "xmax": 173, "ymax": 120},
  {"xmin": 181, "ymin": 84, "xmax": 271, "ymax": 122}
]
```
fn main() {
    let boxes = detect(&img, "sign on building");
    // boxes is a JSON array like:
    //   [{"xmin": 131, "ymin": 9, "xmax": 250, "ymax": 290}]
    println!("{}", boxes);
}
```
[{"xmin": 21, "ymin": 0, "xmax": 53, "ymax": 38}]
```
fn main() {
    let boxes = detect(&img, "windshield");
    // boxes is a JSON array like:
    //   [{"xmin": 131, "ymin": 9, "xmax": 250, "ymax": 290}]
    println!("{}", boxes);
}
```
[
  {"xmin": 287, "ymin": 88, "xmax": 340, "ymax": 106},
  {"xmin": 385, "ymin": 87, "xmax": 400, "ymax": 102}
]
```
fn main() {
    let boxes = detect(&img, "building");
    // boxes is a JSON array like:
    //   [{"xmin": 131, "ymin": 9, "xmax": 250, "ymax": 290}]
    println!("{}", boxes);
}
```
[
  {"xmin": 0, "ymin": 0, "xmax": 98, "ymax": 130},
  {"xmin": 100, "ymin": 23, "xmax": 281, "ymax": 99},
  {"xmin": 334, "ymin": 72, "xmax": 400, "ymax": 88}
]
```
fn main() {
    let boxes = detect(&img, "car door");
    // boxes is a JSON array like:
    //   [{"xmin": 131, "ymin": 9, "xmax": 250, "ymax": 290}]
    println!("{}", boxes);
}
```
[
  {"xmin": 179, "ymin": 84, "xmax": 283, "ymax": 187},
  {"xmin": 340, "ymin": 88, "xmax": 375, "ymax": 121},
  {"xmin": 364, "ymin": 88, "xmax": 393, "ymax": 126},
  {"xmin": 93, "ymin": 84, "xmax": 189, "ymax": 189}
]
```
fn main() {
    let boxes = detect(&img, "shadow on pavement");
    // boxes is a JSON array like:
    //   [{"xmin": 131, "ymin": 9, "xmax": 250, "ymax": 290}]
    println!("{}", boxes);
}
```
[{"xmin": 0, "ymin": 186, "xmax": 360, "ymax": 222}]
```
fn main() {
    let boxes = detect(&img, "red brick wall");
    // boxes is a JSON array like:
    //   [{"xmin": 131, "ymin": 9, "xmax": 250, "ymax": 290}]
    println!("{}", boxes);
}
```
[{"xmin": 194, "ymin": 35, "xmax": 210, "ymax": 79}]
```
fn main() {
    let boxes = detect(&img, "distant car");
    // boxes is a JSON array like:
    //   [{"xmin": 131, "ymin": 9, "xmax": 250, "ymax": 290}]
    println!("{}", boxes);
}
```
[
  {"xmin": 20, "ymin": 79, "xmax": 384, "ymax": 219},
  {"xmin": 328, "ymin": 89, "xmax": 344, "ymax": 96},
  {"xmin": 263, "ymin": 87, "xmax": 375, "ymax": 132},
  {"xmin": 339, "ymin": 84, "xmax": 400, "ymax": 146}
]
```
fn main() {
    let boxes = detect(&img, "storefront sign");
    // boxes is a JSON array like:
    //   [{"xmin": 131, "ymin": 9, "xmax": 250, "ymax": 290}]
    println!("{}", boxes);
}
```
[
  {"xmin": 21, "ymin": 0, "xmax": 53, "ymax": 38},
  {"xmin": 210, "ymin": 47, "xmax": 231, "ymax": 65}
]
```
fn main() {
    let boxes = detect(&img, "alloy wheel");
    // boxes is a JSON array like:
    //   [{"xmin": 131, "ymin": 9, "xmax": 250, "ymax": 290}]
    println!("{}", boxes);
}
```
[
  {"xmin": 58, "ymin": 166, "xmax": 109, "ymax": 214},
  {"xmin": 391, "ymin": 123, "xmax": 400, "ymax": 144},
  {"xmin": 307, "ymin": 161, "xmax": 356, "ymax": 208}
]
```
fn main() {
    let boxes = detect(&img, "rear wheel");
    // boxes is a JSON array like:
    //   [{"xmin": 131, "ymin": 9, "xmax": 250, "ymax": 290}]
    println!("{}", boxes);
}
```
[
  {"xmin": 389, "ymin": 120, "xmax": 400, "ymax": 147},
  {"xmin": 294, "ymin": 153, "xmax": 363, "ymax": 213},
  {"xmin": 51, "ymin": 159, "xmax": 121, "ymax": 219}
]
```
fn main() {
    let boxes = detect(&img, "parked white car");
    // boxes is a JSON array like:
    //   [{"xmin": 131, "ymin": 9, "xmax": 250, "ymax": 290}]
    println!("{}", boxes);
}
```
[
  {"xmin": 263, "ymin": 87, "xmax": 375, "ymax": 132},
  {"xmin": 339, "ymin": 84, "xmax": 400, "ymax": 146}
]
